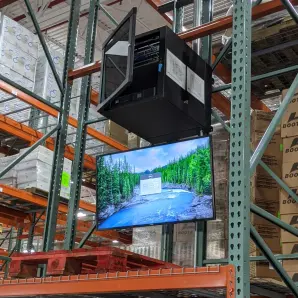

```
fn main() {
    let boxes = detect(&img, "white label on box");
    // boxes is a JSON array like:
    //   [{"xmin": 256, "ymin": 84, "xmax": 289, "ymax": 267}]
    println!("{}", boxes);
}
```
[
  {"xmin": 187, "ymin": 67, "xmax": 205, "ymax": 104},
  {"xmin": 140, "ymin": 173, "xmax": 162, "ymax": 196},
  {"xmin": 166, "ymin": 49, "xmax": 186, "ymax": 89}
]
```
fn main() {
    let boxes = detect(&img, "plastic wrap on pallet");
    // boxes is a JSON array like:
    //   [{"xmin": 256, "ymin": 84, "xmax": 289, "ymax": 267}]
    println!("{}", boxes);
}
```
[
  {"xmin": 14, "ymin": 146, "xmax": 72, "ymax": 199},
  {"xmin": 206, "ymin": 239, "xmax": 227, "ymax": 260},
  {"xmin": 122, "ymin": 226, "xmax": 162, "ymax": 260},
  {"xmin": 0, "ymin": 64, "xmax": 34, "ymax": 125},
  {"xmin": 81, "ymin": 186, "xmax": 96, "ymax": 204},
  {"xmin": 0, "ymin": 40, "xmax": 37, "ymax": 81},
  {"xmin": 0, "ymin": 14, "xmax": 37, "ymax": 125},
  {"xmin": 0, "ymin": 15, "xmax": 39, "ymax": 59},
  {"xmin": 0, "ymin": 155, "xmax": 18, "ymax": 185},
  {"xmin": 173, "ymin": 223, "xmax": 195, "ymax": 266}
]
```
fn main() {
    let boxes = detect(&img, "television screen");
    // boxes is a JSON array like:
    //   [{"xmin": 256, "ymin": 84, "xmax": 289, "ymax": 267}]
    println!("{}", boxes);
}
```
[{"xmin": 96, "ymin": 136, "xmax": 214, "ymax": 230}]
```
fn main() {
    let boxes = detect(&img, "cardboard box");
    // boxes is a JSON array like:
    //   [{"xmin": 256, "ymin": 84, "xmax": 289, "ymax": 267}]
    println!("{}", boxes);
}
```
[
  {"xmin": 0, "ymin": 177, "xmax": 17, "ymax": 186},
  {"xmin": 281, "ymin": 214, "xmax": 298, "ymax": 242},
  {"xmin": 0, "ymin": 64, "xmax": 34, "ymax": 124},
  {"xmin": 283, "ymin": 260, "xmax": 298, "ymax": 273},
  {"xmin": 282, "ymin": 136, "xmax": 298, "ymax": 163},
  {"xmin": 128, "ymin": 133, "xmax": 140, "ymax": 149},
  {"xmin": 207, "ymin": 220, "xmax": 227, "ymax": 241},
  {"xmin": 174, "ymin": 222, "xmax": 195, "ymax": 242},
  {"xmin": 173, "ymin": 241, "xmax": 194, "ymax": 267},
  {"xmin": 251, "ymin": 196, "xmax": 279, "ymax": 215},
  {"xmin": 80, "ymin": 186, "xmax": 96, "ymax": 204},
  {"xmin": 251, "ymin": 173, "xmax": 280, "ymax": 201},
  {"xmin": 255, "ymin": 158, "xmax": 282, "ymax": 177},
  {"xmin": 12, "ymin": 48, "xmax": 37, "ymax": 81},
  {"xmin": 251, "ymin": 131, "xmax": 282, "ymax": 159},
  {"xmin": 1, "ymin": 15, "xmax": 39, "ymax": 59},
  {"xmin": 106, "ymin": 120, "xmax": 128, "ymax": 145},
  {"xmin": 282, "ymin": 242, "xmax": 298, "ymax": 254},
  {"xmin": 253, "ymin": 223, "xmax": 280, "ymax": 241},
  {"xmin": 280, "ymin": 188, "xmax": 298, "ymax": 215},
  {"xmin": 282, "ymin": 161, "xmax": 298, "ymax": 187},
  {"xmin": 250, "ymin": 262, "xmax": 281, "ymax": 280},
  {"xmin": 34, "ymin": 46, "xmax": 64, "ymax": 105},
  {"xmin": 284, "ymin": 271, "xmax": 298, "ymax": 282},
  {"xmin": 206, "ymin": 239, "xmax": 227, "ymax": 260},
  {"xmin": 250, "ymin": 237, "xmax": 281, "ymax": 256},
  {"xmin": 281, "ymin": 89, "xmax": 298, "ymax": 138},
  {"xmin": 251, "ymin": 110, "xmax": 280, "ymax": 133}
]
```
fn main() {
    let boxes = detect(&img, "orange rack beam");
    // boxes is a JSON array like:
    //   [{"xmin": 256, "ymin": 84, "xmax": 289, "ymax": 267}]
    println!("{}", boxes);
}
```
[
  {"xmin": 0, "ymin": 184, "xmax": 131, "ymax": 244},
  {"xmin": 0, "ymin": 81, "xmax": 128, "ymax": 151},
  {"xmin": 0, "ymin": 183, "xmax": 94, "ymax": 213},
  {"xmin": 68, "ymin": 61, "xmax": 101, "ymax": 81},
  {"xmin": 0, "ymin": 266, "xmax": 235, "ymax": 297},
  {"xmin": 0, "ymin": 114, "xmax": 96, "ymax": 170}
]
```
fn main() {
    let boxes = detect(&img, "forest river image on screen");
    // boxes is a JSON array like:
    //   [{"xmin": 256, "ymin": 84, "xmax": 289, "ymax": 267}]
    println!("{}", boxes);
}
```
[{"xmin": 96, "ymin": 137, "xmax": 214, "ymax": 230}]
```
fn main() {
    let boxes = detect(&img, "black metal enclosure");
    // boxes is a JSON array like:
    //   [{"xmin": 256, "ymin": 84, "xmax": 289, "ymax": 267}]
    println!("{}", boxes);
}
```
[{"xmin": 98, "ymin": 8, "xmax": 212, "ymax": 144}]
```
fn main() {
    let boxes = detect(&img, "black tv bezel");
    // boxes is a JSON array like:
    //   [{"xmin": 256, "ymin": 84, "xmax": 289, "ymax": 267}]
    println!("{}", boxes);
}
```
[{"xmin": 95, "ymin": 135, "xmax": 216, "ymax": 231}]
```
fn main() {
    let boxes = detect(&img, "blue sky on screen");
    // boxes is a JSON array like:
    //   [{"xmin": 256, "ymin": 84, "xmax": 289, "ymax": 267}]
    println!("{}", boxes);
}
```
[{"xmin": 104, "ymin": 137, "xmax": 209, "ymax": 173}]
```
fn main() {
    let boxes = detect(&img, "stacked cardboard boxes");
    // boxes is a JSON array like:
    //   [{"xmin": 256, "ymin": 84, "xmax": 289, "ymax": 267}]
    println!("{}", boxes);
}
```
[
  {"xmin": 280, "ymin": 89, "xmax": 298, "ymax": 280},
  {"xmin": 120, "ymin": 226, "xmax": 162, "ymax": 260},
  {"xmin": 0, "ymin": 14, "xmax": 38, "ymax": 124},
  {"xmin": 0, "ymin": 146, "xmax": 72, "ymax": 199},
  {"xmin": 0, "ymin": 155, "xmax": 18, "ymax": 186},
  {"xmin": 16, "ymin": 146, "xmax": 72, "ymax": 199},
  {"xmin": 80, "ymin": 186, "xmax": 96, "ymax": 204},
  {"xmin": 33, "ymin": 46, "xmax": 79, "ymax": 144},
  {"xmin": 172, "ymin": 223, "xmax": 195, "ymax": 266},
  {"xmin": 105, "ymin": 120, "xmax": 128, "ymax": 146},
  {"xmin": 206, "ymin": 125, "xmax": 230, "ymax": 260},
  {"xmin": 250, "ymin": 110, "xmax": 282, "ymax": 279}
]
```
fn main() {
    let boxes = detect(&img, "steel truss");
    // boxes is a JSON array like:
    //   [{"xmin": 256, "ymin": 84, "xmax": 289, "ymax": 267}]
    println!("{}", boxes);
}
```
[{"xmin": 0, "ymin": 0, "xmax": 298, "ymax": 296}]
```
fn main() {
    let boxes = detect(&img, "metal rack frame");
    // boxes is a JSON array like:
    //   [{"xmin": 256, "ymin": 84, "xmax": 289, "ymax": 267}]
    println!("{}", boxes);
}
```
[{"xmin": 0, "ymin": 0, "xmax": 298, "ymax": 296}]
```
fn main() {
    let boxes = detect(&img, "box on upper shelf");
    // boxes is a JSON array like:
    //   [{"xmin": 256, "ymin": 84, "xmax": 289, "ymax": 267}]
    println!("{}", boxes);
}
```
[
  {"xmin": 251, "ymin": 110, "xmax": 280, "ymax": 134},
  {"xmin": 281, "ymin": 88, "xmax": 298, "ymax": 138},
  {"xmin": 0, "ymin": 15, "xmax": 39, "ymax": 59},
  {"xmin": 280, "ymin": 187, "xmax": 298, "ymax": 215},
  {"xmin": 282, "ymin": 161, "xmax": 298, "ymax": 188},
  {"xmin": 281, "ymin": 214, "xmax": 298, "ymax": 243}
]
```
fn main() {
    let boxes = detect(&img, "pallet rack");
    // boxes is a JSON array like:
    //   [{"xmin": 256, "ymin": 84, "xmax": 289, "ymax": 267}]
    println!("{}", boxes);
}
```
[{"xmin": 0, "ymin": 0, "xmax": 298, "ymax": 297}]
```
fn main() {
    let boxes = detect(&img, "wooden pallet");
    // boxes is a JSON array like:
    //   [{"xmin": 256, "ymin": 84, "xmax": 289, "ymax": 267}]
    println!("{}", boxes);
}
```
[{"xmin": 9, "ymin": 247, "xmax": 180, "ymax": 278}]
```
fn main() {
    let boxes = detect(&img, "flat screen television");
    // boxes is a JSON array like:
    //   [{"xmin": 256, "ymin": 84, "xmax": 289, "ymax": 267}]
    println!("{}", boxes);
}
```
[{"xmin": 96, "ymin": 136, "xmax": 214, "ymax": 230}]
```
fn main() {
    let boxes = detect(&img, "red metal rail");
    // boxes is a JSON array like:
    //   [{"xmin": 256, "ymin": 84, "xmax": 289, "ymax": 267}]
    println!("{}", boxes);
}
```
[{"xmin": 0, "ymin": 266, "xmax": 235, "ymax": 297}]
